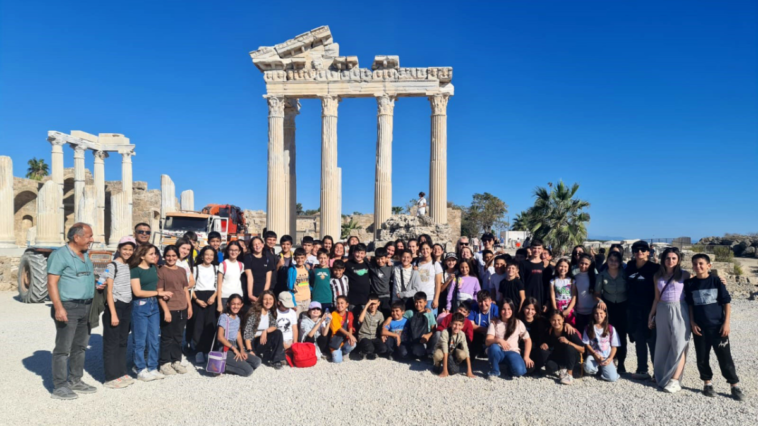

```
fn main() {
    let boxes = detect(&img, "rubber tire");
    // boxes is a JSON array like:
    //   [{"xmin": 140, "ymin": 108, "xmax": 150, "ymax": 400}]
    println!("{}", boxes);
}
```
[{"xmin": 17, "ymin": 251, "xmax": 49, "ymax": 303}]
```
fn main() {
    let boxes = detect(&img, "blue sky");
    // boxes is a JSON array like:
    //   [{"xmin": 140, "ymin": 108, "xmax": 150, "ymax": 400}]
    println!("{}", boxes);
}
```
[{"xmin": 1, "ymin": 0, "xmax": 756, "ymax": 240}]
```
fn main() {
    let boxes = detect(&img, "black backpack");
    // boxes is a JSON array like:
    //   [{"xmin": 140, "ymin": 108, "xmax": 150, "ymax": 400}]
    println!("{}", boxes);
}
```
[{"xmin": 407, "ymin": 311, "xmax": 429, "ymax": 342}]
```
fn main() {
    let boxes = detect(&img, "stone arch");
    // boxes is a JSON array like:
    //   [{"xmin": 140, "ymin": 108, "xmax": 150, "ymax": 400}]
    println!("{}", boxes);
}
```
[{"xmin": 14, "ymin": 190, "xmax": 37, "ymax": 246}]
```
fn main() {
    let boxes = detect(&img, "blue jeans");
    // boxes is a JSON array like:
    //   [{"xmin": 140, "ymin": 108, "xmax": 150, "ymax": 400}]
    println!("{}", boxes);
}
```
[
  {"xmin": 331, "ymin": 341, "xmax": 357, "ymax": 364},
  {"xmin": 584, "ymin": 355, "xmax": 619, "ymax": 382},
  {"xmin": 487, "ymin": 344, "xmax": 527, "ymax": 377},
  {"xmin": 426, "ymin": 300, "xmax": 438, "ymax": 317},
  {"xmin": 132, "ymin": 298, "xmax": 160, "ymax": 371}
]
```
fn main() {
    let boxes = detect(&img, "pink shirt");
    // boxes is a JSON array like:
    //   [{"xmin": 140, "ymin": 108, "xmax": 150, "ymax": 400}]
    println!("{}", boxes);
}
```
[{"xmin": 486, "ymin": 319, "xmax": 530, "ymax": 353}]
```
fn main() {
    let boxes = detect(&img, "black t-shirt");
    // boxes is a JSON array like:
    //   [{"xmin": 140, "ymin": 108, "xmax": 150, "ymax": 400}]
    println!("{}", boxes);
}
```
[
  {"xmin": 499, "ymin": 277, "xmax": 525, "ymax": 308},
  {"xmin": 626, "ymin": 261, "xmax": 658, "ymax": 310},
  {"xmin": 543, "ymin": 329, "xmax": 583, "ymax": 350},
  {"xmin": 248, "ymin": 253, "xmax": 271, "ymax": 297},
  {"xmin": 684, "ymin": 275, "xmax": 731, "ymax": 329},
  {"xmin": 519, "ymin": 260, "xmax": 547, "ymax": 308},
  {"xmin": 522, "ymin": 317, "xmax": 548, "ymax": 348},
  {"xmin": 345, "ymin": 260, "xmax": 371, "ymax": 306},
  {"xmin": 594, "ymin": 254, "xmax": 606, "ymax": 267}
]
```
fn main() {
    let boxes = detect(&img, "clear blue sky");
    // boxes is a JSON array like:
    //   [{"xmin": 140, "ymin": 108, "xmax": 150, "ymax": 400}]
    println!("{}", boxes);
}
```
[{"xmin": 1, "ymin": 0, "xmax": 756, "ymax": 240}]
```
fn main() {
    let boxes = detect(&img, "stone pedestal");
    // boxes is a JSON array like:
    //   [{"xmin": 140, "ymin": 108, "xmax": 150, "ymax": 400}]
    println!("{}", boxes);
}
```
[
  {"xmin": 160, "ymin": 175, "xmax": 176, "ymax": 220},
  {"xmin": 50, "ymin": 138, "xmax": 65, "ymax": 243},
  {"xmin": 73, "ymin": 146, "xmax": 85, "ymax": 221},
  {"xmin": 121, "ymin": 150, "xmax": 134, "ymax": 236},
  {"xmin": 36, "ymin": 181, "xmax": 62, "ymax": 246},
  {"xmin": 374, "ymin": 94, "xmax": 395, "ymax": 237},
  {"xmin": 77, "ymin": 185, "xmax": 97, "ymax": 230},
  {"xmin": 181, "ymin": 190, "xmax": 194, "ymax": 211},
  {"xmin": 266, "ymin": 96, "xmax": 286, "ymax": 236},
  {"xmin": 109, "ymin": 192, "xmax": 129, "ymax": 248},
  {"xmin": 93, "ymin": 150, "xmax": 107, "ymax": 243},
  {"xmin": 284, "ymin": 99, "xmax": 300, "ymax": 238},
  {"xmin": 320, "ymin": 95, "xmax": 340, "ymax": 239},
  {"xmin": 0, "ymin": 156, "xmax": 15, "ymax": 247},
  {"xmin": 429, "ymin": 94, "xmax": 449, "ymax": 224}
]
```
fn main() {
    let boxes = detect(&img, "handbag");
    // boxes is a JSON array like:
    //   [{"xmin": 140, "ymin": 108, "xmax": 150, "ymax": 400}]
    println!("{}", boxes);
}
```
[{"xmin": 206, "ymin": 315, "xmax": 230, "ymax": 374}]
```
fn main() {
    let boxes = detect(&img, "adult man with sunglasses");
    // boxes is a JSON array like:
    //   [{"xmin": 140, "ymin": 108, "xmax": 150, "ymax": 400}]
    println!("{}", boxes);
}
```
[
  {"xmin": 626, "ymin": 240, "xmax": 658, "ymax": 379},
  {"xmin": 133, "ymin": 223, "xmax": 161, "ymax": 263},
  {"xmin": 455, "ymin": 237, "xmax": 470, "ymax": 259}
]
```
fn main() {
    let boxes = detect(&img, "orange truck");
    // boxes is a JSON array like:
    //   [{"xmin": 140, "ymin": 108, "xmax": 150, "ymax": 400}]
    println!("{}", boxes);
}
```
[{"xmin": 201, "ymin": 204, "xmax": 248, "ymax": 242}]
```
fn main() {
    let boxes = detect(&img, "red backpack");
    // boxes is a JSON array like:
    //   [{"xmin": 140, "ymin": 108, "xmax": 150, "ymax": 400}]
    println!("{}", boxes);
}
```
[{"xmin": 286, "ymin": 342, "xmax": 317, "ymax": 368}]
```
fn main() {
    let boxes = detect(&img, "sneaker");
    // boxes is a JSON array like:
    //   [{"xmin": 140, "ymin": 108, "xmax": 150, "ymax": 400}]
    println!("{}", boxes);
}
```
[
  {"xmin": 195, "ymin": 352, "xmax": 205, "ymax": 364},
  {"xmin": 150, "ymin": 370, "xmax": 165, "ymax": 380},
  {"xmin": 273, "ymin": 362, "xmax": 283, "ymax": 370},
  {"xmin": 732, "ymin": 387, "xmax": 745, "ymax": 401},
  {"xmin": 387, "ymin": 354, "xmax": 394, "ymax": 361},
  {"xmin": 172, "ymin": 362, "xmax": 188, "ymax": 374},
  {"xmin": 632, "ymin": 372, "xmax": 651, "ymax": 381},
  {"xmin": 703, "ymin": 385, "xmax": 716, "ymax": 397},
  {"xmin": 557, "ymin": 369, "xmax": 568, "ymax": 380},
  {"xmin": 487, "ymin": 370, "xmax": 500, "ymax": 379},
  {"xmin": 367, "ymin": 353, "xmax": 378, "ymax": 361},
  {"xmin": 663, "ymin": 379, "xmax": 682, "ymax": 393},
  {"xmin": 560, "ymin": 375, "xmax": 574, "ymax": 385},
  {"xmin": 104, "ymin": 378, "xmax": 130, "ymax": 389},
  {"xmin": 69, "ymin": 380, "xmax": 97, "ymax": 394},
  {"xmin": 281, "ymin": 360, "xmax": 289, "ymax": 368},
  {"xmin": 51, "ymin": 387, "xmax": 78, "ymax": 400},
  {"xmin": 120, "ymin": 375, "xmax": 135, "ymax": 385},
  {"xmin": 159, "ymin": 363, "xmax": 177, "ymax": 376},
  {"xmin": 357, "ymin": 352, "xmax": 367, "ymax": 360},
  {"xmin": 137, "ymin": 369, "xmax": 155, "ymax": 382}
]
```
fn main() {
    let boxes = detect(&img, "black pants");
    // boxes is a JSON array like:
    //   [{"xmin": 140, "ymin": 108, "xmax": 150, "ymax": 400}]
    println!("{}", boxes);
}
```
[
  {"xmin": 575, "ymin": 313, "xmax": 592, "ymax": 338},
  {"xmin": 358, "ymin": 337, "xmax": 388, "ymax": 356},
  {"xmin": 539, "ymin": 343, "xmax": 580, "ymax": 371},
  {"xmin": 102, "ymin": 301, "xmax": 132, "ymax": 381},
  {"xmin": 160, "ymin": 309, "xmax": 187, "ymax": 365},
  {"xmin": 191, "ymin": 291, "xmax": 217, "ymax": 354},
  {"xmin": 694, "ymin": 327, "xmax": 739, "ymax": 384},
  {"xmin": 628, "ymin": 306, "xmax": 655, "ymax": 374},
  {"xmin": 386, "ymin": 336, "xmax": 409, "ymax": 359},
  {"xmin": 470, "ymin": 332, "xmax": 487, "ymax": 359},
  {"xmin": 304, "ymin": 335, "xmax": 329, "ymax": 356},
  {"xmin": 253, "ymin": 329, "xmax": 286, "ymax": 364},
  {"xmin": 605, "ymin": 300, "xmax": 628, "ymax": 372},
  {"xmin": 526, "ymin": 345, "xmax": 551, "ymax": 375},
  {"xmin": 378, "ymin": 296, "xmax": 392, "ymax": 318}
]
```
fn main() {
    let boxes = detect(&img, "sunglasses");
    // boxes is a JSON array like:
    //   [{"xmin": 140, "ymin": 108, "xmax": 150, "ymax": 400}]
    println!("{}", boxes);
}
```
[
  {"xmin": 136, "ymin": 230, "xmax": 151, "ymax": 235},
  {"xmin": 632, "ymin": 247, "xmax": 649, "ymax": 253},
  {"xmin": 460, "ymin": 243, "xmax": 469, "ymax": 246}
]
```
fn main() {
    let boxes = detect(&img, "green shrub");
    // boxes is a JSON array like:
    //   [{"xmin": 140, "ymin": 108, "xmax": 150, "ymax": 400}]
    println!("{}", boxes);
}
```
[
  {"xmin": 733, "ymin": 263, "xmax": 743, "ymax": 276},
  {"xmin": 691, "ymin": 245, "xmax": 705, "ymax": 253},
  {"xmin": 713, "ymin": 246, "xmax": 734, "ymax": 262}
]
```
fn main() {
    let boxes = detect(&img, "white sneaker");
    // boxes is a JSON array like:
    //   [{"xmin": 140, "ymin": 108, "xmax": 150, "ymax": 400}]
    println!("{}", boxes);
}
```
[
  {"xmin": 195, "ymin": 352, "xmax": 205, "ymax": 364},
  {"xmin": 120, "ymin": 375, "xmax": 135, "ymax": 385},
  {"xmin": 150, "ymin": 370, "xmax": 165, "ymax": 380},
  {"xmin": 560, "ymin": 375, "xmax": 574, "ymax": 385},
  {"xmin": 663, "ymin": 379, "xmax": 681, "ymax": 393},
  {"xmin": 159, "ymin": 363, "xmax": 176, "ymax": 376},
  {"xmin": 137, "ymin": 369, "xmax": 155, "ymax": 382},
  {"xmin": 557, "ymin": 369, "xmax": 568, "ymax": 379},
  {"xmin": 172, "ymin": 361, "xmax": 188, "ymax": 374}
]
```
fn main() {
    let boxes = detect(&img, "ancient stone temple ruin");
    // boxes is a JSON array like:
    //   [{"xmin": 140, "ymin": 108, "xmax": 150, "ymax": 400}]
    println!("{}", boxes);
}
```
[{"xmin": 250, "ymin": 26, "xmax": 454, "ymax": 239}]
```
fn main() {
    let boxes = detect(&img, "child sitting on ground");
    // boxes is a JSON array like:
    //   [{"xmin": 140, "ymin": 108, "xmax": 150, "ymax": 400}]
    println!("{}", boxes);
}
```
[
  {"xmin": 469, "ymin": 290, "xmax": 499, "ymax": 359},
  {"xmin": 540, "ymin": 311, "xmax": 585, "ymax": 385},
  {"xmin": 382, "ymin": 301, "xmax": 408, "ymax": 360},
  {"xmin": 357, "ymin": 296, "xmax": 387, "ymax": 360},
  {"xmin": 299, "ymin": 301, "xmax": 330, "ymax": 358},
  {"xmin": 328, "ymin": 295, "xmax": 357, "ymax": 363},
  {"xmin": 435, "ymin": 300, "xmax": 475, "ymax": 345},
  {"xmin": 433, "ymin": 313, "xmax": 475, "ymax": 378},
  {"xmin": 582, "ymin": 305, "xmax": 619, "ymax": 382},
  {"xmin": 275, "ymin": 292, "xmax": 298, "ymax": 355},
  {"xmin": 217, "ymin": 295, "xmax": 262, "ymax": 376},
  {"xmin": 403, "ymin": 291, "xmax": 438, "ymax": 359}
]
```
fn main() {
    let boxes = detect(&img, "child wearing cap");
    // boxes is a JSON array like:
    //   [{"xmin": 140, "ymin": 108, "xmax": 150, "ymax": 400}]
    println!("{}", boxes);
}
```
[
  {"xmin": 300, "ymin": 301, "xmax": 330, "ymax": 358},
  {"xmin": 275, "ymin": 292, "xmax": 299, "ymax": 354}
]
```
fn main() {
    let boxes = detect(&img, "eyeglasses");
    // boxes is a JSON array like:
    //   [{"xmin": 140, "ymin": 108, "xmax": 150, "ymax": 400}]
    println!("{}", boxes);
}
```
[{"xmin": 136, "ymin": 230, "xmax": 151, "ymax": 235}]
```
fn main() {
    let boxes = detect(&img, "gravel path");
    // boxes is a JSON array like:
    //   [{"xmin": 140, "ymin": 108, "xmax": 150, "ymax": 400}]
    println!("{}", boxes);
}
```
[{"xmin": 2, "ymin": 291, "xmax": 756, "ymax": 426}]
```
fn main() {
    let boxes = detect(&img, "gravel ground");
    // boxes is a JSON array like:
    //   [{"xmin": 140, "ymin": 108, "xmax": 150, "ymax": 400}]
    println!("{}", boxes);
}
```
[{"xmin": 2, "ymin": 292, "xmax": 756, "ymax": 426}]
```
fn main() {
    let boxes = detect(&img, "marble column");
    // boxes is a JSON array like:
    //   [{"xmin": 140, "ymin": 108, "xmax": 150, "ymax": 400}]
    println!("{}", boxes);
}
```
[
  {"xmin": 109, "ymin": 192, "xmax": 128, "ymax": 248},
  {"xmin": 121, "ymin": 149, "xmax": 134, "ymax": 234},
  {"xmin": 0, "ymin": 156, "xmax": 15, "ymax": 247},
  {"xmin": 92, "ymin": 150, "xmax": 107, "ymax": 243},
  {"xmin": 73, "ymin": 145, "xmax": 86, "ymax": 222},
  {"xmin": 337, "ymin": 167, "xmax": 342, "ymax": 239},
  {"xmin": 181, "ymin": 190, "xmax": 194, "ymax": 211},
  {"xmin": 49, "ymin": 137, "xmax": 65, "ymax": 243},
  {"xmin": 374, "ymin": 94, "xmax": 396, "ymax": 237},
  {"xmin": 266, "ymin": 96, "xmax": 286, "ymax": 236},
  {"xmin": 283, "ymin": 98, "xmax": 300, "ymax": 238},
  {"xmin": 320, "ymin": 95, "xmax": 340, "ymax": 239},
  {"xmin": 429, "ymin": 94, "xmax": 449, "ymax": 224},
  {"xmin": 36, "ymin": 181, "xmax": 61, "ymax": 245},
  {"xmin": 160, "ymin": 174, "xmax": 176, "ymax": 220},
  {"xmin": 78, "ymin": 185, "xmax": 97, "ymax": 230}
]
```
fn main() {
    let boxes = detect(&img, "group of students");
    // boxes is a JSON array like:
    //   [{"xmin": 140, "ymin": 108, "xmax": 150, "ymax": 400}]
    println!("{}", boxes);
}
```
[{"xmin": 96, "ymin": 228, "xmax": 743, "ymax": 401}]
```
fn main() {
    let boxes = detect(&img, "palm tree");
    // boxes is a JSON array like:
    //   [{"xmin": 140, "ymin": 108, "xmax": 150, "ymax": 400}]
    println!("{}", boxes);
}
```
[
  {"xmin": 26, "ymin": 158, "xmax": 49, "ymax": 181},
  {"xmin": 511, "ymin": 210, "xmax": 534, "ymax": 231},
  {"xmin": 528, "ymin": 180, "xmax": 590, "ymax": 256},
  {"xmin": 341, "ymin": 219, "xmax": 362, "ymax": 239}
]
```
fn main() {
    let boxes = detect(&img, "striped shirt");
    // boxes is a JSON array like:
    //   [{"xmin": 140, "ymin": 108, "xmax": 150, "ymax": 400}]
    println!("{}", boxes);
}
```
[
  {"xmin": 330, "ymin": 276, "xmax": 349, "ymax": 305},
  {"xmin": 102, "ymin": 260, "xmax": 132, "ymax": 303}
]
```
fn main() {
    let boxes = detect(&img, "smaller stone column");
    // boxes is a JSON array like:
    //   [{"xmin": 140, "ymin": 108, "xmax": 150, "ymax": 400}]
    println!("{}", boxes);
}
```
[
  {"xmin": 320, "ymin": 95, "xmax": 340, "ymax": 239},
  {"xmin": 93, "ymin": 150, "xmax": 108, "ymax": 243},
  {"xmin": 0, "ymin": 156, "xmax": 15, "ymax": 247},
  {"xmin": 49, "ymin": 136, "xmax": 65, "ymax": 243},
  {"xmin": 77, "ymin": 186, "xmax": 97, "ymax": 231},
  {"xmin": 374, "ymin": 94, "xmax": 396, "ymax": 237},
  {"xmin": 73, "ymin": 145, "xmax": 86, "ymax": 221},
  {"xmin": 36, "ymin": 181, "xmax": 62, "ymax": 245},
  {"xmin": 181, "ymin": 190, "xmax": 194, "ymax": 211},
  {"xmin": 337, "ymin": 167, "xmax": 342, "ymax": 239},
  {"xmin": 284, "ymin": 98, "xmax": 300, "ymax": 239},
  {"xmin": 120, "ymin": 149, "xmax": 134, "ymax": 234},
  {"xmin": 109, "ymin": 192, "xmax": 128, "ymax": 248},
  {"xmin": 161, "ymin": 174, "xmax": 176, "ymax": 220}
]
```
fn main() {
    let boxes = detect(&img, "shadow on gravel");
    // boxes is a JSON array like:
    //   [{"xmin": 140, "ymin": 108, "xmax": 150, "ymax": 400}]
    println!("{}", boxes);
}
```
[
  {"xmin": 84, "ymin": 334, "xmax": 105, "ymax": 383},
  {"xmin": 22, "ymin": 350, "xmax": 53, "ymax": 391}
]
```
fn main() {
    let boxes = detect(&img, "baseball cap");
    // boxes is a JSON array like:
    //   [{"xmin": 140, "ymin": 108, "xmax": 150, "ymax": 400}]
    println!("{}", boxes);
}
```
[
  {"xmin": 308, "ymin": 301, "xmax": 322, "ymax": 311},
  {"xmin": 278, "ymin": 292, "xmax": 295, "ymax": 308},
  {"xmin": 631, "ymin": 240, "xmax": 650, "ymax": 251},
  {"xmin": 118, "ymin": 236, "xmax": 137, "ymax": 247},
  {"xmin": 444, "ymin": 252, "xmax": 458, "ymax": 261}
]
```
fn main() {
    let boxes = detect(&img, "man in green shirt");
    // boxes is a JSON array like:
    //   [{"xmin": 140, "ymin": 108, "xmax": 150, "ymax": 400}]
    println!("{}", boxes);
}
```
[{"xmin": 47, "ymin": 223, "xmax": 96, "ymax": 400}]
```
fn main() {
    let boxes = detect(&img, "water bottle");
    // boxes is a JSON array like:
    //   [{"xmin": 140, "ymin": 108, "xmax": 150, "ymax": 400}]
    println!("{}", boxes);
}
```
[{"xmin": 97, "ymin": 268, "xmax": 108, "ymax": 289}]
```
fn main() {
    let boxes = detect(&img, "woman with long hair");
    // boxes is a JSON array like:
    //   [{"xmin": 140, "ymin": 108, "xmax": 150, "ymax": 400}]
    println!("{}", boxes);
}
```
[
  {"xmin": 486, "ymin": 298, "xmax": 532, "ymax": 378},
  {"xmin": 648, "ymin": 247, "xmax": 691, "ymax": 393},
  {"xmin": 330, "ymin": 242, "xmax": 346, "ymax": 267},
  {"xmin": 415, "ymin": 242, "xmax": 443, "ymax": 315},
  {"xmin": 246, "ymin": 236, "xmax": 272, "ymax": 302},
  {"xmin": 190, "ymin": 246, "xmax": 219, "ymax": 364},
  {"xmin": 595, "ymin": 251, "xmax": 628, "ymax": 374},
  {"xmin": 216, "ymin": 240, "xmax": 250, "ymax": 313},
  {"xmin": 431, "ymin": 243, "xmax": 445, "ymax": 264},
  {"xmin": 242, "ymin": 290, "xmax": 286, "ymax": 368},
  {"xmin": 322, "ymin": 235, "xmax": 334, "ymax": 254}
]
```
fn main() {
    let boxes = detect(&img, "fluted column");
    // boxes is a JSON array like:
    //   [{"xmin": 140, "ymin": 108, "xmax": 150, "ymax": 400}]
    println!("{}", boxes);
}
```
[
  {"xmin": 429, "ymin": 94, "xmax": 449, "ymax": 224},
  {"xmin": 375, "ymin": 94, "xmax": 396, "ymax": 237},
  {"xmin": 266, "ymin": 95, "xmax": 286, "ymax": 236},
  {"xmin": 283, "ymin": 99, "xmax": 300, "ymax": 238},
  {"xmin": 337, "ymin": 167, "xmax": 342, "ymax": 239},
  {"xmin": 109, "ymin": 192, "xmax": 128, "ymax": 248},
  {"xmin": 0, "ymin": 156, "xmax": 14, "ymax": 247},
  {"xmin": 160, "ymin": 174, "xmax": 176, "ymax": 220},
  {"xmin": 78, "ymin": 186, "xmax": 97, "ymax": 231},
  {"xmin": 92, "ymin": 150, "xmax": 107, "ymax": 243},
  {"xmin": 36, "ymin": 181, "xmax": 62, "ymax": 245},
  {"xmin": 49, "ymin": 137, "xmax": 65, "ymax": 243},
  {"xmin": 320, "ymin": 95, "xmax": 340, "ymax": 239},
  {"xmin": 73, "ymin": 146, "xmax": 86, "ymax": 222},
  {"xmin": 120, "ymin": 149, "xmax": 134, "ymax": 234},
  {"xmin": 181, "ymin": 190, "xmax": 194, "ymax": 211}
]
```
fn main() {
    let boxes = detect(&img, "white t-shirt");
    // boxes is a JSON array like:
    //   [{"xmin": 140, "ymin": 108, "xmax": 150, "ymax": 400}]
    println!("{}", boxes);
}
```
[
  {"xmin": 276, "ymin": 308, "xmax": 298, "ymax": 343},
  {"xmin": 417, "ymin": 197, "xmax": 427, "ymax": 215},
  {"xmin": 176, "ymin": 259, "xmax": 192, "ymax": 282},
  {"xmin": 194, "ymin": 264, "xmax": 217, "ymax": 292},
  {"xmin": 306, "ymin": 254, "xmax": 319, "ymax": 268},
  {"xmin": 416, "ymin": 260, "xmax": 442, "ymax": 300},
  {"xmin": 256, "ymin": 313, "xmax": 270, "ymax": 337},
  {"xmin": 582, "ymin": 325, "xmax": 620, "ymax": 359},
  {"xmin": 220, "ymin": 260, "xmax": 244, "ymax": 298}
]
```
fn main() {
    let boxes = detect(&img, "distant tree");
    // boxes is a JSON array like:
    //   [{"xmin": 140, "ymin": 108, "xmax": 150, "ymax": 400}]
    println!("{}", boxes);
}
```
[
  {"xmin": 404, "ymin": 198, "xmax": 416, "ymax": 215},
  {"xmin": 296, "ymin": 203, "xmax": 304, "ymax": 215},
  {"xmin": 303, "ymin": 207, "xmax": 320, "ymax": 216},
  {"xmin": 526, "ymin": 180, "xmax": 590, "ymax": 256},
  {"xmin": 465, "ymin": 192, "xmax": 508, "ymax": 235},
  {"xmin": 392, "ymin": 206, "xmax": 403, "ymax": 215},
  {"xmin": 511, "ymin": 210, "xmax": 535, "ymax": 231},
  {"xmin": 352, "ymin": 211, "xmax": 362, "ymax": 216},
  {"xmin": 26, "ymin": 158, "xmax": 49, "ymax": 181},
  {"xmin": 341, "ymin": 219, "xmax": 362, "ymax": 239}
]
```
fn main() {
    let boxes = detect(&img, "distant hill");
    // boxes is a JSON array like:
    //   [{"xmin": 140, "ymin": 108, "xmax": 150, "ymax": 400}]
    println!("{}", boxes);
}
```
[{"xmin": 587, "ymin": 235, "xmax": 627, "ymax": 241}]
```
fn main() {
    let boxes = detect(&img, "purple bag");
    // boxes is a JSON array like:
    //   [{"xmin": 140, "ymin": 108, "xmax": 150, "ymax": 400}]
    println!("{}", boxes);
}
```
[{"xmin": 206, "ymin": 315, "xmax": 229, "ymax": 374}]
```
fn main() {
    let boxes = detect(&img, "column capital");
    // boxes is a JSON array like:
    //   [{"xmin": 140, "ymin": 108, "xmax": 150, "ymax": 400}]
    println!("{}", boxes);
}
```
[
  {"xmin": 119, "ymin": 148, "xmax": 135, "ymax": 160},
  {"xmin": 266, "ymin": 95, "xmax": 286, "ymax": 118},
  {"xmin": 48, "ymin": 134, "xmax": 66, "ymax": 147},
  {"xmin": 284, "ymin": 98, "xmax": 301, "ymax": 118},
  {"xmin": 429, "ymin": 93, "xmax": 449, "ymax": 116},
  {"xmin": 320, "ymin": 95, "xmax": 340, "ymax": 117},
  {"xmin": 376, "ymin": 94, "xmax": 396, "ymax": 116},
  {"xmin": 92, "ymin": 150, "xmax": 109, "ymax": 161},
  {"xmin": 73, "ymin": 145, "xmax": 86, "ymax": 155}
]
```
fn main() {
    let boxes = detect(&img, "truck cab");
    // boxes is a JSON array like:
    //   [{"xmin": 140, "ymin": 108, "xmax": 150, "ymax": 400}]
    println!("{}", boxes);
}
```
[{"xmin": 159, "ymin": 211, "xmax": 226, "ymax": 250}]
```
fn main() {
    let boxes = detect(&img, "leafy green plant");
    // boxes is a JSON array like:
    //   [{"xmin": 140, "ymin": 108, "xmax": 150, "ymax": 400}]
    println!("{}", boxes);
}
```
[
  {"xmin": 733, "ymin": 262, "xmax": 743, "ymax": 276},
  {"xmin": 713, "ymin": 246, "xmax": 734, "ymax": 262},
  {"xmin": 690, "ymin": 245, "xmax": 705, "ymax": 253},
  {"xmin": 341, "ymin": 219, "xmax": 362, "ymax": 239}
]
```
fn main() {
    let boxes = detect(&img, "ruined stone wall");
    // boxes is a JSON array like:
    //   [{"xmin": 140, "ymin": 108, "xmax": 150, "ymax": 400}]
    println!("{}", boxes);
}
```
[{"xmin": 13, "ymin": 177, "xmax": 39, "ymax": 246}]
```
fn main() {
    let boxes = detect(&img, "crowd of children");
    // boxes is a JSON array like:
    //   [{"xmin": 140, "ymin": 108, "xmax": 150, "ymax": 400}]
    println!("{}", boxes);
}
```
[{"xmin": 95, "ymin": 229, "xmax": 744, "ymax": 401}]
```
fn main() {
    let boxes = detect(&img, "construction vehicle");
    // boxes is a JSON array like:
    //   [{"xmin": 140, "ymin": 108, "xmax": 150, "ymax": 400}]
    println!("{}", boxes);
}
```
[
  {"xmin": 158, "ymin": 211, "xmax": 226, "ymax": 250},
  {"xmin": 201, "ymin": 204, "xmax": 248, "ymax": 242}
]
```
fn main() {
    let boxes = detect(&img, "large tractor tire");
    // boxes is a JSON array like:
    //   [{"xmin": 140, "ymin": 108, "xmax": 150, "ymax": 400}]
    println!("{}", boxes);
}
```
[{"xmin": 18, "ymin": 251, "xmax": 49, "ymax": 303}]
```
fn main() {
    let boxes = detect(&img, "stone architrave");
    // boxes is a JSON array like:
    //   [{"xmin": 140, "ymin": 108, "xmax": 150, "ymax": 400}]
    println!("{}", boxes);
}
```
[
  {"xmin": 429, "ymin": 94, "xmax": 449, "ymax": 224},
  {"xmin": 120, "ymin": 149, "xmax": 134, "ymax": 234},
  {"xmin": 181, "ymin": 190, "xmax": 194, "ymax": 211},
  {"xmin": 77, "ymin": 185, "xmax": 97, "ymax": 229},
  {"xmin": 320, "ymin": 95, "xmax": 340, "ymax": 239},
  {"xmin": 0, "ymin": 156, "xmax": 15, "ymax": 247},
  {"xmin": 283, "ymin": 98, "xmax": 300, "ymax": 238},
  {"xmin": 73, "ymin": 145, "xmax": 86, "ymax": 221},
  {"xmin": 110, "ymin": 192, "xmax": 129, "ymax": 247},
  {"xmin": 266, "ymin": 96, "xmax": 286, "ymax": 236},
  {"xmin": 49, "ymin": 136, "xmax": 65, "ymax": 243},
  {"xmin": 36, "ymin": 181, "xmax": 62, "ymax": 246},
  {"xmin": 161, "ymin": 175, "xmax": 176, "ymax": 220},
  {"xmin": 374, "ymin": 94, "xmax": 395, "ymax": 236},
  {"xmin": 92, "ymin": 150, "xmax": 108, "ymax": 243}
]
